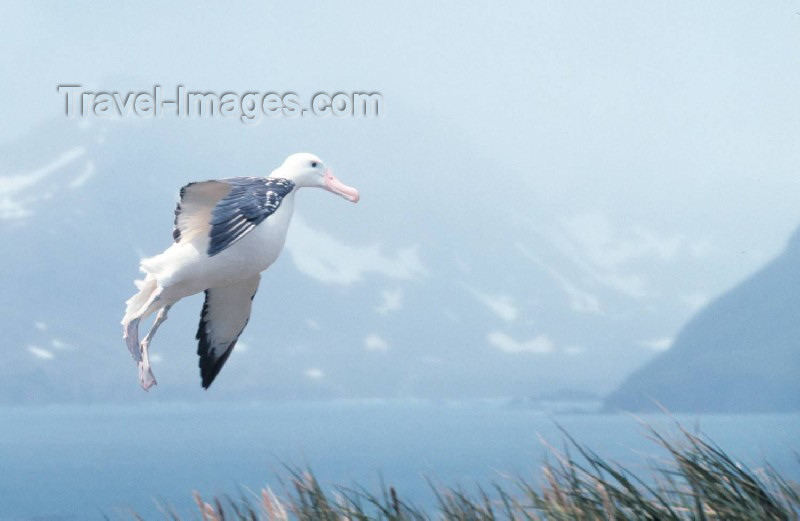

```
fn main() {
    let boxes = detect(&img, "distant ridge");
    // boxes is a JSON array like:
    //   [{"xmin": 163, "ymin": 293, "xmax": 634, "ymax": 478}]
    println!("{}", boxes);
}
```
[{"xmin": 605, "ymin": 226, "xmax": 800, "ymax": 413}]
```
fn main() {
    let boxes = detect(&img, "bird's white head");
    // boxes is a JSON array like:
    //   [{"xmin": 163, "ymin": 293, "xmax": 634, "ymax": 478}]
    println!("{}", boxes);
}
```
[{"xmin": 271, "ymin": 153, "xmax": 360, "ymax": 203}]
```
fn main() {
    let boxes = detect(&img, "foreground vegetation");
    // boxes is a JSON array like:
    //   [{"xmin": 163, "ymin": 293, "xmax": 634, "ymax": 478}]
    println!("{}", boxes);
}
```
[{"xmin": 137, "ymin": 423, "xmax": 799, "ymax": 520}]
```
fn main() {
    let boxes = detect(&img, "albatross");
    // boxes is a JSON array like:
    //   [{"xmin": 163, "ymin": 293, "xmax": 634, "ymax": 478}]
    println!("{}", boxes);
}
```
[{"xmin": 121, "ymin": 153, "xmax": 359, "ymax": 390}]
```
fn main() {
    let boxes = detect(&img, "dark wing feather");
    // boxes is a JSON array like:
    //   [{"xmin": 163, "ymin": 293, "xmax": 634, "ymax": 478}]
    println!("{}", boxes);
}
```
[
  {"xmin": 206, "ymin": 177, "xmax": 294, "ymax": 256},
  {"xmin": 196, "ymin": 274, "xmax": 261, "ymax": 388},
  {"xmin": 171, "ymin": 177, "xmax": 294, "ymax": 256}
]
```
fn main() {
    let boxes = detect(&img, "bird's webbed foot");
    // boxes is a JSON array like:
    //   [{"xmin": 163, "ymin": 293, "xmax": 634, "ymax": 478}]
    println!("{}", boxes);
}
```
[{"xmin": 138, "ymin": 359, "xmax": 157, "ymax": 391}]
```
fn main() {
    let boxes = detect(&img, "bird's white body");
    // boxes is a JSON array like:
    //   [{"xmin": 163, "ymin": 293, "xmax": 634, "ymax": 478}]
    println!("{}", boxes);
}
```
[
  {"xmin": 121, "ymin": 153, "xmax": 358, "ymax": 390},
  {"xmin": 140, "ymin": 190, "xmax": 296, "ymax": 307}
]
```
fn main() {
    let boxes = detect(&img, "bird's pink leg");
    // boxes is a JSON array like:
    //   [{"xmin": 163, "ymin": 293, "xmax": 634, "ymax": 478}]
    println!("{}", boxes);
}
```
[
  {"xmin": 139, "ymin": 305, "xmax": 170, "ymax": 391},
  {"xmin": 123, "ymin": 318, "xmax": 141, "ymax": 362},
  {"xmin": 123, "ymin": 284, "xmax": 163, "ymax": 363}
]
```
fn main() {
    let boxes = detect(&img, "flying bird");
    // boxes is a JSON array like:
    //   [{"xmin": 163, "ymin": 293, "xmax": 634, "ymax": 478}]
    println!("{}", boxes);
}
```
[{"xmin": 121, "ymin": 153, "xmax": 359, "ymax": 390}]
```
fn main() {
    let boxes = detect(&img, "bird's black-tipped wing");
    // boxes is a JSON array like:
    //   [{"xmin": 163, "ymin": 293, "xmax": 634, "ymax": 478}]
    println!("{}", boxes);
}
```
[
  {"xmin": 173, "ymin": 177, "xmax": 295, "ymax": 256},
  {"xmin": 206, "ymin": 177, "xmax": 294, "ymax": 256},
  {"xmin": 196, "ymin": 274, "xmax": 261, "ymax": 388}
]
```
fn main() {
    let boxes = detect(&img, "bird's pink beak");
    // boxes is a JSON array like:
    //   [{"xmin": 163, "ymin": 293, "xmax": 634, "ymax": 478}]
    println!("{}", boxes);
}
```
[{"xmin": 323, "ymin": 169, "xmax": 360, "ymax": 203}]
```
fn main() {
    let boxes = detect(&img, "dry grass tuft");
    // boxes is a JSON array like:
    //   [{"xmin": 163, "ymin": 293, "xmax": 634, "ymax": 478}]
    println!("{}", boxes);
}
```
[{"xmin": 133, "ymin": 423, "xmax": 799, "ymax": 520}]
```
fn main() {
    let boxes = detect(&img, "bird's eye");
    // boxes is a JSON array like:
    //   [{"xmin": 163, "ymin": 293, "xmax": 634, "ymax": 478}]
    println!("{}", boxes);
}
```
[{"xmin": 311, "ymin": 161, "xmax": 318, "ymax": 168}]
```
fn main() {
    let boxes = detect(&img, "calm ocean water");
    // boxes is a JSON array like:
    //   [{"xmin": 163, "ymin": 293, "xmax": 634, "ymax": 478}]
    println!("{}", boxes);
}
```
[{"xmin": 0, "ymin": 401, "xmax": 798, "ymax": 520}]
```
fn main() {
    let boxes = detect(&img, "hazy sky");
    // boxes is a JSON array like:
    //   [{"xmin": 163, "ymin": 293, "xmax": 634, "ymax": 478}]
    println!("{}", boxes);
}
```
[{"xmin": 4, "ymin": 1, "xmax": 799, "ymax": 262}]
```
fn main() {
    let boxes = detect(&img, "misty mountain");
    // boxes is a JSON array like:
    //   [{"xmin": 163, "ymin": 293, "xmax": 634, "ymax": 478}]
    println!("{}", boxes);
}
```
[
  {"xmin": 0, "ymin": 113, "xmax": 761, "ymax": 404},
  {"xmin": 605, "ymin": 229, "xmax": 800, "ymax": 413}
]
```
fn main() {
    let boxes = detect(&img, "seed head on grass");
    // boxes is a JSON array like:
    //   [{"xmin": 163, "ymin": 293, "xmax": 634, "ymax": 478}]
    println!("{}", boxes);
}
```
[{"xmin": 136, "ymin": 422, "xmax": 799, "ymax": 521}]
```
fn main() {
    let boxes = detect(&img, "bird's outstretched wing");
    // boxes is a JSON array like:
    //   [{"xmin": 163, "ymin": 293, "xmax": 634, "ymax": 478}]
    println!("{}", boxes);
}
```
[
  {"xmin": 172, "ymin": 181, "xmax": 230, "ymax": 244},
  {"xmin": 173, "ymin": 177, "xmax": 295, "ymax": 256},
  {"xmin": 196, "ymin": 274, "xmax": 261, "ymax": 388}
]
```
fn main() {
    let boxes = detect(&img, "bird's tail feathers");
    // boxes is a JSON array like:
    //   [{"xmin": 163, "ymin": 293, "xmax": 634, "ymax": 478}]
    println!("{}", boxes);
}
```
[{"xmin": 122, "ymin": 277, "xmax": 158, "ymax": 326}]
